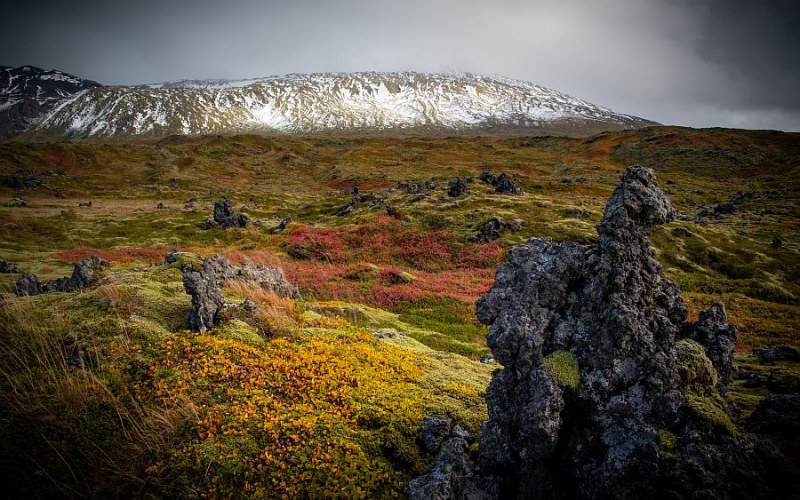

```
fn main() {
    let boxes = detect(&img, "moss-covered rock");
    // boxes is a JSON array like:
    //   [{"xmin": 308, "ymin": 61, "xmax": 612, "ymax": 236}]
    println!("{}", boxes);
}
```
[
  {"xmin": 685, "ymin": 389, "xmax": 737, "ymax": 436},
  {"xmin": 657, "ymin": 429, "xmax": 678, "ymax": 450},
  {"xmin": 675, "ymin": 338, "xmax": 718, "ymax": 387},
  {"xmin": 165, "ymin": 251, "xmax": 203, "ymax": 272}
]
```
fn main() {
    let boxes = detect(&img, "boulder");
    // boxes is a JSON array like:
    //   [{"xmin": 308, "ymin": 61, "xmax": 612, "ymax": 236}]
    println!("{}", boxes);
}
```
[
  {"xmin": 478, "ymin": 171, "xmax": 522, "ymax": 195},
  {"xmin": 447, "ymin": 178, "xmax": 469, "ymax": 197},
  {"xmin": 410, "ymin": 418, "xmax": 487, "ymax": 500},
  {"xmin": 205, "ymin": 199, "xmax": 248, "ymax": 229},
  {"xmin": 492, "ymin": 173, "xmax": 521, "ymax": 195},
  {"xmin": 478, "ymin": 172, "xmax": 496, "ymax": 185},
  {"xmin": 269, "ymin": 217, "xmax": 292, "ymax": 233},
  {"xmin": 475, "ymin": 218, "xmax": 523, "ymax": 242},
  {"xmin": 182, "ymin": 257, "xmax": 226, "ymax": 332},
  {"xmin": 753, "ymin": 345, "xmax": 800, "ymax": 364},
  {"xmin": 681, "ymin": 301, "xmax": 738, "ymax": 388},
  {"xmin": 748, "ymin": 393, "xmax": 800, "ymax": 433},
  {"xmin": 421, "ymin": 416, "xmax": 455, "ymax": 454},
  {"xmin": 14, "ymin": 273, "xmax": 42, "ymax": 296},
  {"xmin": 713, "ymin": 202, "xmax": 736, "ymax": 215}
]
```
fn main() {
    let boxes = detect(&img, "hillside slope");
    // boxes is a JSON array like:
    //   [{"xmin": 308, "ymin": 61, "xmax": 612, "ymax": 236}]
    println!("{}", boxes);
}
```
[
  {"xmin": 7, "ymin": 71, "xmax": 655, "ymax": 140},
  {"xmin": 0, "ymin": 65, "xmax": 101, "ymax": 140}
]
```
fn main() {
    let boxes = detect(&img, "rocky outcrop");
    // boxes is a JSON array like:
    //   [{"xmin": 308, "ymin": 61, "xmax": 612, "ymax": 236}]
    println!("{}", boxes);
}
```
[
  {"xmin": 204, "ymin": 199, "xmax": 248, "ymax": 229},
  {"xmin": 269, "ymin": 217, "xmax": 292, "ymax": 234},
  {"xmin": 335, "ymin": 192, "xmax": 370, "ymax": 216},
  {"xmin": 447, "ymin": 178, "xmax": 469, "ymax": 197},
  {"xmin": 681, "ymin": 301, "xmax": 738, "ymax": 389},
  {"xmin": 0, "ymin": 259, "xmax": 18, "ymax": 273},
  {"xmin": 492, "ymin": 173, "xmax": 522, "ymax": 195},
  {"xmin": 398, "ymin": 181, "xmax": 437, "ymax": 194},
  {"xmin": 182, "ymin": 255, "xmax": 300, "ymax": 332},
  {"xmin": 478, "ymin": 171, "xmax": 522, "ymax": 195},
  {"xmin": 14, "ymin": 256, "xmax": 109, "ymax": 296},
  {"xmin": 409, "ymin": 417, "xmax": 488, "ymax": 500},
  {"xmin": 413, "ymin": 166, "xmax": 784, "ymax": 499},
  {"xmin": 748, "ymin": 393, "xmax": 800, "ymax": 433},
  {"xmin": 475, "ymin": 217, "xmax": 523, "ymax": 242},
  {"xmin": 753, "ymin": 344, "xmax": 800, "ymax": 364}
]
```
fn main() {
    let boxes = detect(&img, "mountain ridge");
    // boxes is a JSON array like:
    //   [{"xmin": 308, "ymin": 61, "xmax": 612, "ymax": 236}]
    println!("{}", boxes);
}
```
[
  {"xmin": 0, "ymin": 65, "xmax": 101, "ymax": 140},
  {"xmin": 2, "ymin": 66, "xmax": 657, "ymax": 141}
]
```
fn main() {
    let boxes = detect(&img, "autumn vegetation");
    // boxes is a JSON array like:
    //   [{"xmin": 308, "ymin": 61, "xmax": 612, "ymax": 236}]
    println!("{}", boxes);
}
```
[{"xmin": 0, "ymin": 127, "xmax": 798, "ymax": 496}]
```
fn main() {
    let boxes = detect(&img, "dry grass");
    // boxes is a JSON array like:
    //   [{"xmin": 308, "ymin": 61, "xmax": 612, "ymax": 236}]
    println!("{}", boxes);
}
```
[{"xmin": 224, "ymin": 280, "xmax": 300, "ymax": 335}]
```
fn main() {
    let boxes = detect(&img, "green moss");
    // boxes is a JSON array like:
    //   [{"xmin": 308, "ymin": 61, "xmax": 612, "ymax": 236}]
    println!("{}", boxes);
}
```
[
  {"xmin": 166, "ymin": 251, "xmax": 203, "ymax": 271},
  {"xmin": 216, "ymin": 319, "xmax": 264, "ymax": 346},
  {"xmin": 657, "ymin": 429, "xmax": 678, "ymax": 450},
  {"xmin": 685, "ymin": 389, "xmax": 737, "ymax": 436},
  {"xmin": 675, "ymin": 338, "xmax": 718, "ymax": 386},
  {"xmin": 382, "ymin": 329, "xmax": 493, "ymax": 437},
  {"xmin": 541, "ymin": 350, "xmax": 580, "ymax": 389}
]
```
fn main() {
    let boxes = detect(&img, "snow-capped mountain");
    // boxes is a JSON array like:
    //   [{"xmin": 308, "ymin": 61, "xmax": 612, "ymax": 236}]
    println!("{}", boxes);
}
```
[
  {"xmin": 4, "ymin": 69, "xmax": 655, "ymax": 140},
  {"xmin": 0, "ymin": 65, "xmax": 101, "ymax": 140}
]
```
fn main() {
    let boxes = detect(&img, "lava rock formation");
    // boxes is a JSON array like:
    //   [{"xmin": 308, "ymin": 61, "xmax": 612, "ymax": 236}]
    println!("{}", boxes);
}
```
[
  {"xmin": 15, "ymin": 256, "xmax": 109, "ymax": 296},
  {"xmin": 182, "ymin": 254, "xmax": 299, "ymax": 332},
  {"xmin": 411, "ymin": 166, "xmax": 784, "ymax": 499},
  {"xmin": 204, "ymin": 199, "xmax": 248, "ymax": 229}
]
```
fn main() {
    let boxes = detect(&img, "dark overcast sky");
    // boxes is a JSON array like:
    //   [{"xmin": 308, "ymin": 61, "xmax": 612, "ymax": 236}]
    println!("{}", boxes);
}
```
[{"xmin": 2, "ymin": 0, "xmax": 798, "ymax": 131}]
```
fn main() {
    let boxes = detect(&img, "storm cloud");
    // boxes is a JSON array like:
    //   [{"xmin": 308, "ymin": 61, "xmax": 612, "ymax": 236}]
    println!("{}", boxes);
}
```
[{"xmin": 2, "ymin": 0, "xmax": 798, "ymax": 130}]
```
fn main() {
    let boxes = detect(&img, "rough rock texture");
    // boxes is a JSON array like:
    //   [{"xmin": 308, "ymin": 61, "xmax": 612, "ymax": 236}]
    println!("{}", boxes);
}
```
[
  {"xmin": 269, "ymin": 217, "xmax": 292, "ymax": 233},
  {"xmin": 14, "ymin": 273, "xmax": 42, "ymax": 296},
  {"xmin": 681, "ymin": 301, "xmax": 738, "ymax": 388},
  {"xmin": 398, "ymin": 180, "xmax": 437, "ymax": 194},
  {"xmin": 182, "ymin": 255, "xmax": 299, "ymax": 332},
  {"xmin": 478, "ymin": 172, "xmax": 497, "ymax": 185},
  {"xmin": 478, "ymin": 171, "xmax": 522, "ymax": 195},
  {"xmin": 335, "ymin": 192, "xmax": 370, "ymax": 216},
  {"xmin": 414, "ymin": 166, "xmax": 784, "ymax": 499},
  {"xmin": 410, "ymin": 417, "xmax": 488, "ymax": 500},
  {"xmin": 421, "ymin": 416, "xmax": 457, "ymax": 454},
  {"xmin": 748, "ymin": 393, "xmax": 800, "ymax": 433},
  {"xmin": 448, "ymin": 178, "xmax": 469, "ymax": 197},
  {"xmin": 0, "ymin": 259, "xmax": 19, "ymax": 273},
  {"xmin": 475, "ymin": 217, "xmax": 523, "ymax": 242},
  {"xmin": 14, "ymin": 256, "xmax": 109, "ymax": 296},
  {"xmin": 204, "ymin": 199, "xmax": 248, "ymax": 229},
  {"xmin": 753, "ymin": 345, "xmax": 800, "ymax": 364},
  {"xmin": 491, "ymin": 173, "xmax": 522, "ymax": 195}
]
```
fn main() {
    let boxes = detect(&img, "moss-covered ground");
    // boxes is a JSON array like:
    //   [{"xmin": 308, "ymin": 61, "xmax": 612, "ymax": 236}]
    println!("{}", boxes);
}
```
[{"xmin": 0, "ymin": 126, "xmax": 798, "ymax": 496}]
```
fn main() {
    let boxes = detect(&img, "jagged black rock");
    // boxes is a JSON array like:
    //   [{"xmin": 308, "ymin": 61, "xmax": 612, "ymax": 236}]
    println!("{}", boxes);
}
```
[
  {"xmin": 410, "ymin": 166, "xmax": 784, "ymax": 500},
  {"xmin": 15, "ymin": 256, "xmax": 109, "ymax": 296},
  {"xmin": 182, "ymin": 255, "xmax": 299, "ymax": 332}
]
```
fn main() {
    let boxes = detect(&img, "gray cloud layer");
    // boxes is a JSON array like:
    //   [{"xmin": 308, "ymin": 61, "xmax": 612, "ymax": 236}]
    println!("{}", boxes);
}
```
[{"xmin": 3, "ymin": 0, "xmax": 798, "ymax": 130}]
